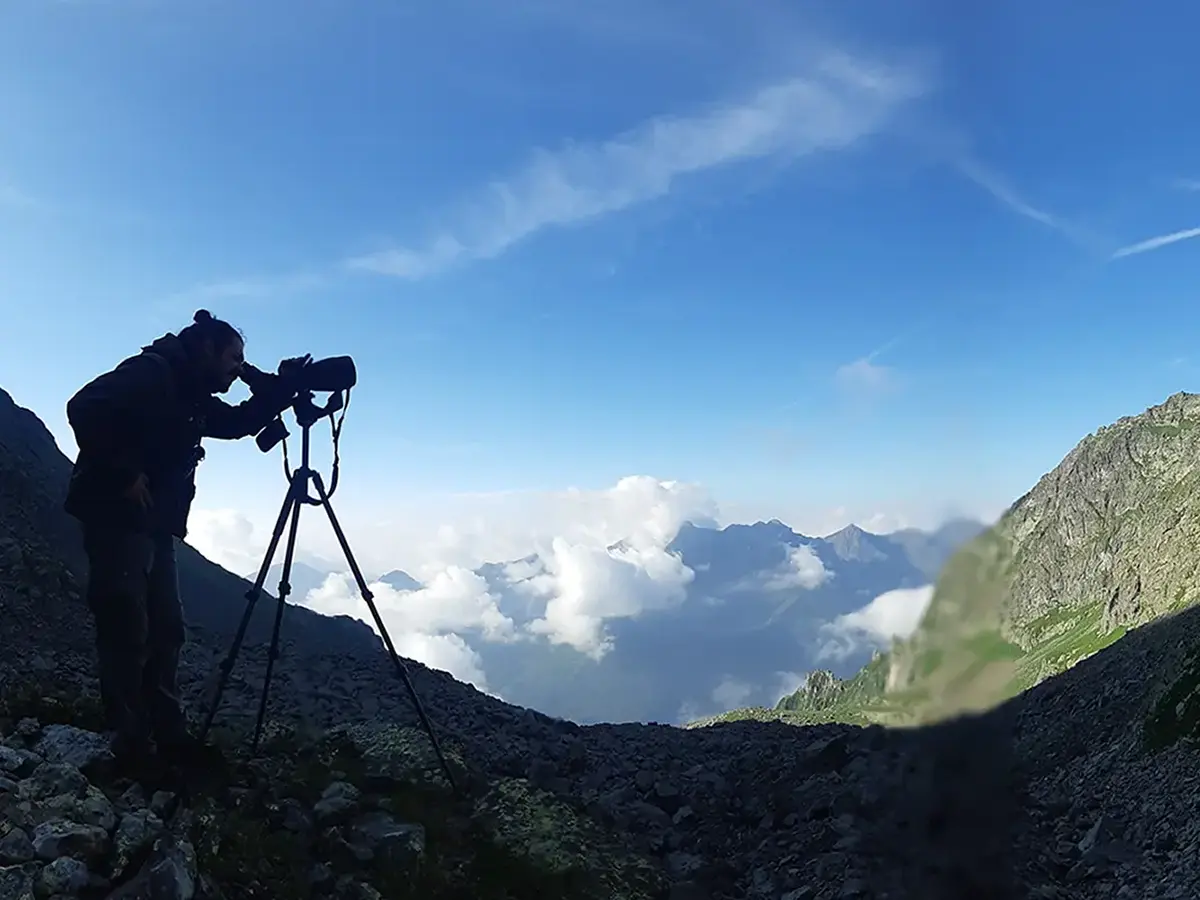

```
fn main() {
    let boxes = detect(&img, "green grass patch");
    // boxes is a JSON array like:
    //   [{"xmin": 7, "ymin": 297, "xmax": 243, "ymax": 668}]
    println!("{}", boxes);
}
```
[{"xmin": 916, "ymin": 648, "xmax": 944, "ymax": 678}]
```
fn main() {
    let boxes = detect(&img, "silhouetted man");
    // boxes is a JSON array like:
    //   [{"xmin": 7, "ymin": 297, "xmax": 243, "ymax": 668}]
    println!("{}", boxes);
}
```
[{"xmin": 64, "ymin": 309, "xmax": 302, "ymax": 772}]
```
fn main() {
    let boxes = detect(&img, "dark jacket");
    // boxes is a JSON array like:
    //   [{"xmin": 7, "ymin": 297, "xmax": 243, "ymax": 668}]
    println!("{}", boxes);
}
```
[{"xmin": 63, "ymin": 333, "xmax": 295, "ymax": 539}]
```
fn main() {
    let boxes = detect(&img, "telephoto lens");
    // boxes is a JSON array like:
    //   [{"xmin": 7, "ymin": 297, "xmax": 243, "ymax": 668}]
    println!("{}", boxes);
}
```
[{"xmin": 300, "ymin": 356, "xmax": 357, "ymax": 392}]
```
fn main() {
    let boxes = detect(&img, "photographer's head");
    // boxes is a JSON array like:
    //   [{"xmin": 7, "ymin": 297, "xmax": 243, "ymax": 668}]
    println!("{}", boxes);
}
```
[{"xmin": 180, "ymin": 309, "xmax": 245, "ymax": 394}]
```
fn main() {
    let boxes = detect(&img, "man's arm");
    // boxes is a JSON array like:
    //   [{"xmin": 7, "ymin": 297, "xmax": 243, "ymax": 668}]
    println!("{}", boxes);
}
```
[
  {"xmin": 66, "ymin": 354, "xmax": 174, "ymax": 488},
  {"xmin": 202, "ymin": 376, "xmax": 297, "ymax": 440}
]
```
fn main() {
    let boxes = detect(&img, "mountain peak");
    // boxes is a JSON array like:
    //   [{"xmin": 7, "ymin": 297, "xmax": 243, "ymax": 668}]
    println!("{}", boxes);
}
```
[
  {"xmin": 827, "ymin": 523, "xmax": 868, "ymax": 539},
  {"xmin": 824, "ymin": 524, "xmax": 887, "ymax": 562},
  {"xmin": 379, "ymin": 569, "xmax": 422, "ymax": 592}
]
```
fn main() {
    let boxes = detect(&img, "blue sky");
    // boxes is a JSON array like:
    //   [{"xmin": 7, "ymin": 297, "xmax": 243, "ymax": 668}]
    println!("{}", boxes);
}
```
[{"xmin": 4, "ymin": 0, "xmax": 1200, "ymax": 574}]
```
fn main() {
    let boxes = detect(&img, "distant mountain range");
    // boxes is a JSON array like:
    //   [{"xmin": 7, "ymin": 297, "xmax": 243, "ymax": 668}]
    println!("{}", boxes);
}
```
[
  {"xmin": 276, "ymin": 516, "xmax": 986, "ymax": 725},
  {"xmin": 0, "ymin": 384, "xmax": 984, "ymax": 726}
]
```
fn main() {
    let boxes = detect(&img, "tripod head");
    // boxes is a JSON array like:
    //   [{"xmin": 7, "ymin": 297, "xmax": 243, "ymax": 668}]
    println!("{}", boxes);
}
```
[
  {"xmin": 251, "ymin": 355, "xmax": 357, "ymax": 454},
  {"xmin": 249, "ymin": 355, "xmax": 357, "ymax": 498},
  {"xmin": 254, "ymin": 389, "xmax": 346, "ymax": 453}
]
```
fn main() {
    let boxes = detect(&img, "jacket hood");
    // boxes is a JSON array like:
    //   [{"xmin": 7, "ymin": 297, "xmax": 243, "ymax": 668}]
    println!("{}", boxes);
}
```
[{"xmin": 141, "ymin": 333, "xmax": 206, "ymax": 398}]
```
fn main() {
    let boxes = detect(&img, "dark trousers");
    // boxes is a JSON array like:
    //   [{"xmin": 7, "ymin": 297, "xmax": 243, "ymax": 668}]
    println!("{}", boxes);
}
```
[{"xmin": 82, "ymin": 525, "xmax": 188, "ymax": 753}]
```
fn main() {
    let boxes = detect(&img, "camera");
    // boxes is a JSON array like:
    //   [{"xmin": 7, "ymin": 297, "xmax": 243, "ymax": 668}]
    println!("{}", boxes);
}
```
[
  {"xmin": 280, "ymin": 355, "xmax": 357, "ymax": 393},
  {"xmin": 244, "ymin": 354, "xmax": 358, "ymax": 453},
  {"xmin": 243, "ymin": 354, "xmax": 357, "ymax": 394}
]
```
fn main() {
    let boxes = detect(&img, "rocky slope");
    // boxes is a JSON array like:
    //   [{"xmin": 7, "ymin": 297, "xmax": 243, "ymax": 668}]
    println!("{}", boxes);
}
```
[
  {"xmin": 1, "ymin": 496, "xmax": 1026, "ymax": 899},
  {"xmin": 13, "ymin": 386, "xmax": 1200, "ymax": 896},
  {"xmin": 0, "ymin": 386, "xmax": 380, "ymax": 657}
]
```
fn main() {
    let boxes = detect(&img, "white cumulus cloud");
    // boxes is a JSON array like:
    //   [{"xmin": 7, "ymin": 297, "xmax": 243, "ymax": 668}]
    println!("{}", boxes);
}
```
[
  {"xmin": 817, "ymin": 584, "xmax": 935, "ymax": 661},
  {"xmin": 186, "ymin": 508, "xmax": 262, "ymax": 575},
  {"xmin": 272, "ymin": 475, "xmax": 714, "ymax": 682},
  {"xmin": 517, "ymin": 535, "xmax": 694, "ymax": 658},
  {"xmin": 711, "ymin": 675, "xmax": 755, "ymax": 709},
  {"xmin": 300, "ymin": 567, "xmax": 517, "ymax": 692},
  {"xmin": 763, "ymin": 544, "xmax": 829, "ymax": 590}
]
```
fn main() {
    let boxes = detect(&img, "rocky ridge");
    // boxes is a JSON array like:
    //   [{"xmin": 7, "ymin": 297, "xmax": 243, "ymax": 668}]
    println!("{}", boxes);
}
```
[
  {"xmin": 12, "ymin": 389, "xmax": 1200, "ymax": 896},
  {"xmin": 1, "ymin": 521, "xmax": 1034, "ymax": 899},
  {"xmin": 727, "ymin": 391, "xmax": 1200, "ymax": 730}
]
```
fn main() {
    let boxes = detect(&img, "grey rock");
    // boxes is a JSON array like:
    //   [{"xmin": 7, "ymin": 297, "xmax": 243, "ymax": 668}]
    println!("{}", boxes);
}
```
[
  {"xmin": 313, "ymin": 781, "xmax": 361, "ymax": 823},
  {"xmin": 277, "ymin": 798, "xmax": 312, "ymax": 833},
  {"xmin": 29, "ymin": 819, "xmax": 109, "ymax": 863},
  {"xmin": 348, "ymin": 811, "xmax": 425, "ymax": 867},
  {"xmin": 42, "ymin": 784, "xmax": 118, "ymax": 831},
  {"xmin": 105, "ymin": 835, "xmax": 197, "ymax": 900},
  {"xmin": 149, "ymin": 792, "xmax": 176, "ymax": 817},
  {"xmin": 0, "ymin": 745, "xmax": 28, "ymax": 775},
  {"xmin": 308, "ymin": 862, "xmax": 335, "ymax": 887},
  {"xmin": 32, "ymin": 725, "xmax": 111, "ymax": 773},
  {"xmin": 666, "ymin": 851, "xmax": 705, "ymax": 879},
  {"xmin": 0, "ymin": 862, "xmax": 39, "ymax": 900},
  {"xmin": 37, "ymin": 855, "xmax": 89, "ymax": 895},
  {"xmin": 112, "ymin": 810, "xmax": 166, "ymax": 878},
  {"xmin": 119, "ymin": 783, "xmax": 147, "ymax": 810},
  {"xmin": 667, "ymin": 882, "xmax": 710, "ymax": 900},
  {"xmin": 18, "ymin": 763, "xmax": 88, "ymax": 802},
  {"xmin": 0, "ymin": 828, "xmax": 34, "ymax": 864}
]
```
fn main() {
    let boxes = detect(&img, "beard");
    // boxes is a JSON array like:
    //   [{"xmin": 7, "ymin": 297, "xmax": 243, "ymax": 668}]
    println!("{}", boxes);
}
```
[{"xmin": 207, "ymin": 371, "xmax": 237, "ymax": 394}]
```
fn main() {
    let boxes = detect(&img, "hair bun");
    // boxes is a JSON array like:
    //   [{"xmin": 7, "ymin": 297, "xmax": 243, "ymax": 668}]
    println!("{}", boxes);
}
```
[{"xmin": 193, "ymin": 309, "xmax": 213, "ymax": 324}]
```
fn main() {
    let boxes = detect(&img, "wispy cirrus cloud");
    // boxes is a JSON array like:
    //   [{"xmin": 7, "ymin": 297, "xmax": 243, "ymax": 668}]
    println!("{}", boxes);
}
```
[
  {"xmin": 834, "ymin": 327, "xmax": 920, "ymax": 398},
  {"xmin": 163, "ymin": 271, "xmax": 329, "ymax": 308},
  {"xmin": 1172, "ymin": 178, "xmax": 1200, "ymax": 192},
  {"xmin": 347, "ymin": 50, "xmax": 930, "ymax": 280},
  {"xmin": 0, "ymin": 182, "xmax": 52, "ymax": 214},
  {"xmin": 953, "ymin": 158, "xmax": 1064, "ymax": 232},
  {"xmin": 1111, "ymin": 226, "xmax": 1200, "ymax": 260},
  {"xmin": 836, "ymin": 356, "xmax": 894, "ymax": 395}
]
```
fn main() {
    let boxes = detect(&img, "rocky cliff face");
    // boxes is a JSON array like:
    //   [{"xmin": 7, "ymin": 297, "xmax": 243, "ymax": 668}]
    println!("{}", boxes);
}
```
[
  {"xmin": 758, "ymin": 391, "xmax": 1200, "ymax": 727},
  {"xmin": 887, "ymin": 390, "xmax": 1200, "ymax": 718},
  {"xmin": 999, "ymin": 391, "xmax": 1200, "ymax": 635}
]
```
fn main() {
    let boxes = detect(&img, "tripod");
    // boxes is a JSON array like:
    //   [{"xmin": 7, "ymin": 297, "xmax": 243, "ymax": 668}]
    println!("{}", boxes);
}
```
[{"xmin": 195, "ymin": 390, "xmax": 458, "ymax": 792}]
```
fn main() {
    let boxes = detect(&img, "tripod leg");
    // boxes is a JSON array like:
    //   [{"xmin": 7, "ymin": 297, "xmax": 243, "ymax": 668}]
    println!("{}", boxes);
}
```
[
  {"xmin": 251, "ymin": 483, "xmax": 305, "ymax": 752},
  {"xmin": 197, "ymin": 475, "xmax": 301, "ymax": 743},
  {"xmin": 308, "ymin": 470, "xmax": 460, "ymax": 794}
]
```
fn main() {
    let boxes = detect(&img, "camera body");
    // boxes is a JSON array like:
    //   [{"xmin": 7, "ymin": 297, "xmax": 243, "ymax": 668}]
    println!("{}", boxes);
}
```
[
  {"xmin": 244, "ymin": 354, "xmax": 357, "ymax": 453},
  {"xmin": 242, "ymin": 354, "xmax": 357, "ymax": 395}
]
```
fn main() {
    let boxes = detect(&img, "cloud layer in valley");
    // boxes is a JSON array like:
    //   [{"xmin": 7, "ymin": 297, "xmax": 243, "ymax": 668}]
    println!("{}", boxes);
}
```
[
  {"xmin": 817, "ymin": 584, "xmax": 935, "ymax": 662},
  {"xmin": 186, "ymin": 474, "xmax": 966, "ymax": 721},
  {"xmin": 195, "ymin": 475, "xmax": 720, "ymax": 690}
]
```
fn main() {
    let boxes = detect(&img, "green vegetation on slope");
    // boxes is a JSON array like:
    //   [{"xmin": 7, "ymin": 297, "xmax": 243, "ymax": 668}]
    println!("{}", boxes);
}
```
[{"xmin": 703, "ymin": 393, "xmax": 1200, "ymax": 732}]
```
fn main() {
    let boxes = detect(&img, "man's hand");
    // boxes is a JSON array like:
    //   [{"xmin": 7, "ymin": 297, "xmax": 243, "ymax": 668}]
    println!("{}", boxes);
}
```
[
  {"xmin": 123, "ymin": 472, "xmax": 153, "ymax": 510},
  {"xmin": 277, "ymin": 355, "xmax": 312, "ymax": 380},
  {"xmin": 239, "ymin": 362, "xmax": 275, "ymax": 393}
]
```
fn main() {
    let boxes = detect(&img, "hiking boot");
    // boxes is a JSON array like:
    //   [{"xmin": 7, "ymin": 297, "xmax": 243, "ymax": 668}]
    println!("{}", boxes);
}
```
[
  {"xmin": 109, "ymin": 739, "xmax": 169, "ymax": 786},
  {"xmin": 157, "ymin": 731, "xmax": 226, "ymax": 772}
]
